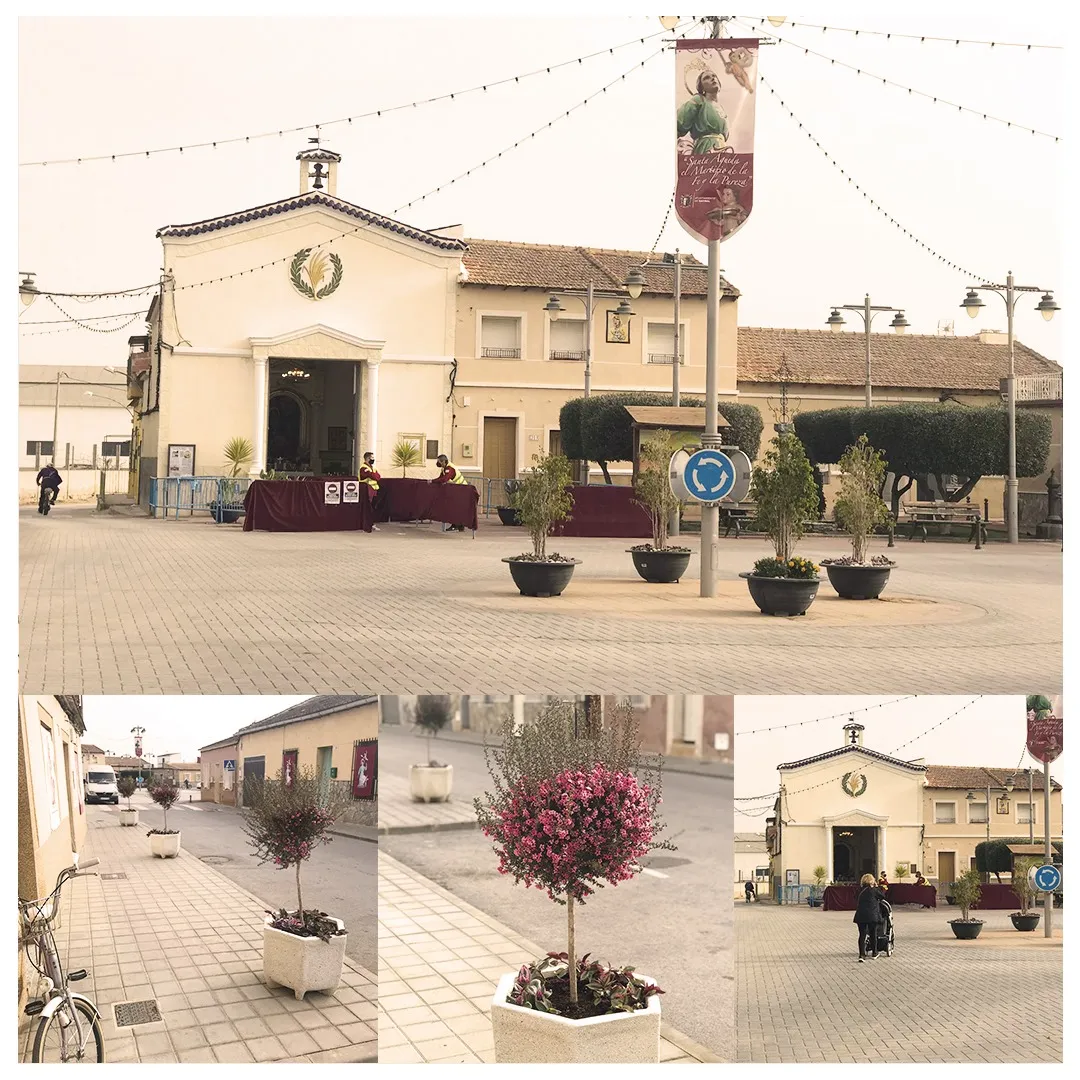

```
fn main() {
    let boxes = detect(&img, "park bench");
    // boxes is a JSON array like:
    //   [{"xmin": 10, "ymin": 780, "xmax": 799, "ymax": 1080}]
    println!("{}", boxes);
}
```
[
  {"xmin": 899, "ymin": 502, "xmax": 987, "ymax": 544},
  {"xmin": 720, "ymin": 501, "xmax": 756, "ymax": 538}
]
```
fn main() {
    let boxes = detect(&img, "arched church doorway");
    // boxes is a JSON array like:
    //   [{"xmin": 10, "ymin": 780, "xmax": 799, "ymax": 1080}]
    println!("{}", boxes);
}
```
[{"xmin": 833, "ymin": 826, "xmax": 879, "ymax": 883}]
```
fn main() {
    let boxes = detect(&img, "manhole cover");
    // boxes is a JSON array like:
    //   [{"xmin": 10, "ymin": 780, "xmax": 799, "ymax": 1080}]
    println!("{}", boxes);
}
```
[
  {"xmin": 199, "ymin": 856, "xmax": 231, "ymax": 866},
  {"xmin": 100, "ymin": 873, "xmax": 127, "ymax": 881},
  {"xmin": 639, "ymin": 856, "xmax": 692, "ymax": 870},
  {"xmin": 114, "ymin": 1000, "xmax": 162, "ymax": 1026}
]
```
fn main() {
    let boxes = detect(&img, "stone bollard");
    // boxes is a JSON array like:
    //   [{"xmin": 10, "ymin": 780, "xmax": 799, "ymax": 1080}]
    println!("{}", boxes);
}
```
[{"xmin": 1036, "ymin": 470, "xmax": 1063, "ymax": 541}]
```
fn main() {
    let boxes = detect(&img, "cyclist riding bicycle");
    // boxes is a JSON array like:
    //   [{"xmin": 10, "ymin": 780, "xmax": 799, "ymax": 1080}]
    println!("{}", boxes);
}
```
[{"xmin": 36, "ymin": 464, "xmax": 62, "ymax": 515}]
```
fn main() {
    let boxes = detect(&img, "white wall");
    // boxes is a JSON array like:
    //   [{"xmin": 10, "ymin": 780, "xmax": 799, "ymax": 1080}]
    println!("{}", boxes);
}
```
[{"xmin": 19, "ymin": 403, "xmax": 132, "ymax": 469}]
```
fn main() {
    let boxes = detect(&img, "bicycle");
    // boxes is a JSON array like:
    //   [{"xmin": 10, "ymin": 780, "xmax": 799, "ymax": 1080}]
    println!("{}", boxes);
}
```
[
  {"xmin": 19, "ymin": 856, "xmax": 105, "ymax": 1063},
  {"xmin": 37, "ymin": 486, "xmax": 59, "ymax": 516}
]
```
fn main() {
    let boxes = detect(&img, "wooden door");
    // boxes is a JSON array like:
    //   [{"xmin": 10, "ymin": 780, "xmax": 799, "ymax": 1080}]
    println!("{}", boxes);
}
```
[
  {"xmin": 483, "ymin": 417, "xmax": 517, "ymax": 478},
  {"xmin": 548, "ymin": 430, "xmax": 562, "ymax": 457},
  {"xmin": 938, "ymin": 851, "xmax": 955, "ymax": 885}
]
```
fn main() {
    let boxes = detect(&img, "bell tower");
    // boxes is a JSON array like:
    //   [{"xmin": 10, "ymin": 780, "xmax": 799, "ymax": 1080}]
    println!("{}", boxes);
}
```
[
  {"xmin": 842, "ymin": 721, "xmax": 865, "ymax": 747},
  {"xmin": 297, "ymin": 136, "xmax": 342, "ymax": 196}
]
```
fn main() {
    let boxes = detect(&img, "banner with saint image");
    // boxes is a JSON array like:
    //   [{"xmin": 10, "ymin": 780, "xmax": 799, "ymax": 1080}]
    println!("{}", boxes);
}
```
[{"xmin": 675, "ymin": 37, "xmax": 760, "ymax": 244}]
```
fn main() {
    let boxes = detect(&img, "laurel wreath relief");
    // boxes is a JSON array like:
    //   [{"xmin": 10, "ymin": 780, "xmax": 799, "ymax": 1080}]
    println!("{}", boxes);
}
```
[
  {"xmin": 290, "ymin": 247, "xmax": 343, "ymax": 300},
  {"xmin": 841, "ymin": 771, "xmax": 868, "ymax": 798}
]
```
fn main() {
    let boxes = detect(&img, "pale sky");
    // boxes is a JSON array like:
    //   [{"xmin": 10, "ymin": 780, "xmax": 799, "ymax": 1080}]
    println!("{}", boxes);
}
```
[
  {"xmin": 16, "ymin": 10, "xmax": 1064, "ymax": 369},
  {"xmin": 81, "ymin": 696, "xmax": 310, "ymax": 762},
  {"xmin": 733, "ymin": 696, "xmax": 1066, "ymax": 829}
]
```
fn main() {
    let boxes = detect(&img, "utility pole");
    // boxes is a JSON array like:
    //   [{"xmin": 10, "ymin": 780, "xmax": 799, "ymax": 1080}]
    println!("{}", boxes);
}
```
[{"xmin": 1043, "ymin": 756, "xmax": 1053, "ymax": 938}]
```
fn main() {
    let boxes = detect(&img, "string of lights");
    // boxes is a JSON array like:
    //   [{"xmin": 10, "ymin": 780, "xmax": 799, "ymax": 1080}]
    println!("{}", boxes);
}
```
[
  {"xmin": 889, "ymin": 696, "xmax": 983, "ymax": 754},
  {"xmin": 736, "ymin": 20, "xmax": 1060, "ymax": 141},
  {"xmin": 44, "ymin": 295, "xmax": 147, "ymax": 334},
  {"xmin": 739, "ymin": 18, "xmax": 1062, "ymax": 50},
  {"xmin": 20, "ymin": 24, "xmax": 689, "ymax": 169},
  {"xmin": 735, "ymin": 696, "xmax": 917, "ymax": 738},
  {"xmin": 735, "ymin": 804, "xmax": 776, "ymax": 819},
  {"xmin": 759, "ymin": 73, "xmax": 988, "ymax": 281},
  {"xmin": 19, "ymin": 309, "xmax": 148, "ymax": 325},
  {"xmin": 650, "ymin": 189, "xmax": 676, "ymax": 253},
  {"xmin": 20, "ymin": 315, "xmax": 145, "ymax": 337}
]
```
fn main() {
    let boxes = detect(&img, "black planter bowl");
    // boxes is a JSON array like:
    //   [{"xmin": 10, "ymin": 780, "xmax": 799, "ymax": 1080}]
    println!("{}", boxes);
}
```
[
  {"xmin": 825, "ymin": 563, "xmax": 893, "ymax": 600},
  {"xmin": 948, "ymin": 919, "xmax": 984, "ymax": 940},
  {"xmin": 496, "ymin": 506, "xmax": 522, "ymax": 526},
  {"xmin": 628, "ymin": 548, "xmax": 692, "ymax": 584},
  {"xmin": 502, "ymin": 557, "xmax": 581, "ymax": 597},
  {"xmin": 1010, "ymin": 912, "xmax": 1041, "ymax": 932},
  {"xmin": 209, "ymin": 503, "xmax": 244, "ymax": 524},
  {"xmin": 739, "ymin": 573, "xmax": 819, "ymax": 617}
]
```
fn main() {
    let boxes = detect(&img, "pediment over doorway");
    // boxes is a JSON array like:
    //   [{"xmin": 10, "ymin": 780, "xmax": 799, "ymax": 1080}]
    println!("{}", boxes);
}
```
[
  {"xmin": 822, "ymin": 809, "xmax": 889, "ymax": 828},
  {"xmin": 250, "ymin": 324, "xmax": 385, "ymax": 362}
]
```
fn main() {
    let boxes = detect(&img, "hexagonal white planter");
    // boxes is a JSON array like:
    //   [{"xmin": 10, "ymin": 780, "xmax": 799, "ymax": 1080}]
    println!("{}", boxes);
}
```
[
  {"xmin": 409, "ymin": 764, "xmax": 453, "ymax": 803},
  {"xmin": 119, "ymin": 808, "xmax": 139, "ymax": 827},
  {"xmin": 262, "ymin": 916, "xmax": 347, "ymax": 1001},
  {"xmin": 490, "ymin": 971, "xmax": 662, "ymax": 1063},
  {"xmin": 148, "ymin": 831, "xmax": 181, "ymax": 858}
]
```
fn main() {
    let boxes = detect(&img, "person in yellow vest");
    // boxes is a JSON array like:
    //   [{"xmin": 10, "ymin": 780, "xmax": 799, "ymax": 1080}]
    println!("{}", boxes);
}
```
[
  {"xmin": 433, "ymin": 454, "xmax": 467, "ymax": 531},
  {"xmin": 358, "ymin": 451, "xmax": 381, "ymax": 531}
]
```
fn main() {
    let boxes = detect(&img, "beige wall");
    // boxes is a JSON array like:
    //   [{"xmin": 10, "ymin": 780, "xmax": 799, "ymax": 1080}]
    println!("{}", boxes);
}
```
[{"xmin": 201, "ymin": 743, "xmax": 240, "ymax": 806}]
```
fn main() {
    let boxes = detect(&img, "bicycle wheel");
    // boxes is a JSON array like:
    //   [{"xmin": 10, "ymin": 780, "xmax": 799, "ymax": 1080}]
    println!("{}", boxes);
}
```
[{"xmin": 32, "ymin": 997, "xmax": 105, "ymax": 1063}]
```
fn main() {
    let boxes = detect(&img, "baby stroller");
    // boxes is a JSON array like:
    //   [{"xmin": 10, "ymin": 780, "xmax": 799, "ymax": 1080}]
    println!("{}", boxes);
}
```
[{"xmin": 874, "ymin": 899, "xmax": 895, "ymax": 957}]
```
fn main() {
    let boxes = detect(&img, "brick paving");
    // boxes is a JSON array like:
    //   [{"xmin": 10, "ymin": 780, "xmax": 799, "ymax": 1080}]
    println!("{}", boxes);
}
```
[
  {"xmin": 377, "ymin": 774, "xmax": 480, "ymax": 835},
  {"xmin": 18, "ymin": 816, "xmax": 378, "ymax": 1063},
  {"xmin": 19, "ymin": 507, "xmax": 1061, "ymax": 694},
  {"xmin": 735, "ymin": 904, "xmax": 1062, "ymax": 1063},
  {"xmin": 377, "ymin": 852, "xmax": 718, "ymax": 1063}
]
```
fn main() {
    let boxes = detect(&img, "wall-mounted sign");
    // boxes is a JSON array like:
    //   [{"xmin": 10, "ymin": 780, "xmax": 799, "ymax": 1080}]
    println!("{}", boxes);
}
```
[
  {"xmin": 167, "ymin": 444, "xmax": 196, "ymax": 478},
  {"xmin": 606, "ymin": 309, "xmax": 631, "ymax": 344},
  {"xmin": 290, "ymin": 248, "xmax": 343, "ymax": 301},
  {"xmin": 841, "ymin": 771, "xmax": 868, "ymax": 799}
]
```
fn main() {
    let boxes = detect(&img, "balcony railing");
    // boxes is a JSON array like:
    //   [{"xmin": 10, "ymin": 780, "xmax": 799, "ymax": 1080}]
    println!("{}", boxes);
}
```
[
  {"xmin": 549, "ymin": 350, "xmax": 585, "ymax": 361},
  {"xmin": 1009, "ymin": 374, "xmax": 1063, "ymax": 403},
  {"xmin": 481, "ymin": 346, "xmax": 522, "ymax": 359},
  {"xmin": 647, "ymin": 352, "xmax": 686, "ymax": 365}
]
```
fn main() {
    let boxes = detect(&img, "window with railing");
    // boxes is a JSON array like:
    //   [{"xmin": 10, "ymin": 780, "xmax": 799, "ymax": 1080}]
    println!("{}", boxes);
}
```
[
  {"xmin": 481, "ymin": 315, "xmax": 522, "ymax": 358},
  {"xmin": 1017, "ymin": 802, "xmax": 1036, "ymax": 825},
  {"xmin": 549, "ymin": 318, "xmax": 586, "ymax": 360},
  {"xmin": 967, "ymin": 801, "xmax": 988, "ymax": 824},
  {"xmin": 934, "ymin": 801, "xmax": 957, "ymax": 825},
  {"xmin": 646, "ymin": 322, "xmax": 685, "ymax": 365}
]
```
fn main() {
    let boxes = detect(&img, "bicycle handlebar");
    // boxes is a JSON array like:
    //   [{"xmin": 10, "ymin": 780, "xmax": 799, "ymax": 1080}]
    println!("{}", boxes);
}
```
[{"xmin": 79, "ymin": 859, "xmax": 100, "ymax": 870}]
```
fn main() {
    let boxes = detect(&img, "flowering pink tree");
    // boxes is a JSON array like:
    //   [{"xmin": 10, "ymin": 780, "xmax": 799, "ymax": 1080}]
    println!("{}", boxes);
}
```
[{"xmin": 476, "ymin": 700, "xmax": 671, "ymax": 1007}]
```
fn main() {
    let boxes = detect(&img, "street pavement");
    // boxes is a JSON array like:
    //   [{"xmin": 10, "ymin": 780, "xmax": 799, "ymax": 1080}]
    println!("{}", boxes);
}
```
[
  {"xmin": 18, "ymin": 506, "xmax": 1061, "ymax": 694},
  {"xmin": 378, "ymin": 853, "xmax": 719, "ymax": 1064},
  {"xmin": 380, "ymin": 729, "xmax": 734, "ymax": 1059},
  {"xmin": 735, "ymin": 904, "xmax": 1063, "ymax": 1063},
  {"xmin": 18, "ymin": 802, "xmax": 377, "ymax": 1063},
  {"xmin": 131, "ymin": 790, "xmax": 377, "ymax": 973}
]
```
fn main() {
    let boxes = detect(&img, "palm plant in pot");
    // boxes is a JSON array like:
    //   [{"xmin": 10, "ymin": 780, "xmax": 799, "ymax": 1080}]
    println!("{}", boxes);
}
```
[
  {"xmin": 948, "ymin": 867, "xmax": 984, "ymax": 939},
  {"xmin": 242, "ymin": 767, "xmax": 351, "ymax": 1000},
  {"xmin": 741, "ymin": 431, "xmax": 821, "ymax": 616},
  {"xmin": 146, "ymin": 779, "xmax": 182, "ymax": 858},
  {"xmin": 391, "ymin": 438, "xmax": 423, "ymax": 476},
  {"xmin": 821, "ymin": 435, "xmax": 896, "ymax": 599},
  {"xmin": 629, "ymin": 431, "xmax": 691, "ymax": 583},
  {"xmin": 410, "ymin": 695, "xmax": 454, "ymax": 803},
  {"xmin": 475, "ymin": 700, "xmax": 673, "ymax": 1063},
  {"xmin": 211, "ymin": 436, "xmax": 253, "ymax": 523},
  {"xmin": 503, "ymin": 452, "xmax": 579, "ymax": 597},
  {"xmin": 808, "ymin": 865, "xmax": 827, "ymax": 906},
  {"xmin": 117, "ymin": 775, "xmax": 139, "ymax": 827},
  {"xmin": 1009, "ymin": 856, "xmax": 1041, "ymax": 931}
]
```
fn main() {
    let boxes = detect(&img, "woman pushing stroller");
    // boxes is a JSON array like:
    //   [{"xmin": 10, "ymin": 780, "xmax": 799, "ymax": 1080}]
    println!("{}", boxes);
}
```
[{"xmin": 854, "ymin": 873, "xmax": 886, "ymax": 962}]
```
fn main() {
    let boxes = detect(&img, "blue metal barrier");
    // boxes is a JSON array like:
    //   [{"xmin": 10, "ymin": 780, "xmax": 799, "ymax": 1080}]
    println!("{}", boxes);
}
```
[
  {"xmin": 781, "ymin": 885, "xmax": 814, "ymax": 906},
  {"xmin": 149, "ymin": 476, "xmax": 252, "ymax": 521}
]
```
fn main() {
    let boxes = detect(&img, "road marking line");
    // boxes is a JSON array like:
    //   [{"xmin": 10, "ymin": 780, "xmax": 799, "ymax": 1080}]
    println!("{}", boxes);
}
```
[{"xmin": 639, "ymin": 867, "xmax": 669, "ymax": 879}]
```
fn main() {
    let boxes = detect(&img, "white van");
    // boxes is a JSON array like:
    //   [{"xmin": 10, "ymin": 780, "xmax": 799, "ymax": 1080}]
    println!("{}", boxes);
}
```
[{"xmin": 83, "ymin": 764, "xmax": 120, "ymax": 804}]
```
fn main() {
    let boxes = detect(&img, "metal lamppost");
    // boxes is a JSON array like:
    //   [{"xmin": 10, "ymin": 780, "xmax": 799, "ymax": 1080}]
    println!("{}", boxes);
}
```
[
  {"xmin": 825, "ymin": 296, "xmax": 910, "ymax": 407},
  {"xmin": 966, "ymin": 773, "xmax": 1015, "ymax": 848},
  {"xmin": 959, "ymin": 275, "xmax": 1060, "ymax": 544},
  {"xmin": 51, "ymin": 371, "xmax": 73, "ymax": 467},
  {"xmin": 545, "ymin": 286, "xmax": 636, "ymax": 484}
]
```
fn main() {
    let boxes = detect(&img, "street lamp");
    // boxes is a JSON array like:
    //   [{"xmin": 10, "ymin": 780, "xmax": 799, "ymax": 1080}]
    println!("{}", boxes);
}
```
[
  {"xmin": 545, "ymin": 281, "xmax": 636, "ymax": 484},
  {"xmin": 967, "ymin": 775, "xmax": 1015, "ymax": 847},
  {"xmin": 824, "ymin": 295, "xmax": 910, "ymax": 407},
  {"xmin": 19, "ymin": 272, "xmax": 39, "ymax": 308},
  {"xmin": 959, "ymin": 273, "xmax": 1060, "ymax": 544}
]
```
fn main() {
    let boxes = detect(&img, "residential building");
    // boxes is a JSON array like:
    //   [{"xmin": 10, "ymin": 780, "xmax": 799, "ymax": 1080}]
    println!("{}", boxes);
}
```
[
  {"xmin": 106, "ymin": 756, "xmax": 154, "ymax": 781},
  {"xmin": 734, "ymin": 833, "xmax": 771, "ymax": 899},
  {"xmin": 149, "ymin": 761, "xmax": 203, "ymax": 789},
  {"xmin": 200, "ymin": 734, "xmax": 241, "ymax": 806},
  {"xmin": 80, "ymin": 743, "xmax": 107, "ymax": 765}
]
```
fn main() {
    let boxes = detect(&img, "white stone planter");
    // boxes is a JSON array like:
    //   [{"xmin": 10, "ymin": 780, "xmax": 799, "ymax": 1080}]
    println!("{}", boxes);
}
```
[
  {"xmin": 490, "ymin": 970, "xmax": 662, "ymax": 1063},
  {"xmin": 409, "ymin": 764, "xmax": 453, "ymax": 803},
  {"xmin": 148, "ymin": 831, "xmax": 181, "ymax": 858},
  {"xmin": 119, "ymin": 808, "xmax": 139, "ymax": 827},
  {"xmin": 262, "ymin": 916, "xmax": 347, "ymax": 1001}
]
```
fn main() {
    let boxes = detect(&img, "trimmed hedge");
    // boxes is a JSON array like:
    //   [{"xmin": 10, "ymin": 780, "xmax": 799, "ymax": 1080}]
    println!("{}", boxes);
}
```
[{"xmin": 975, "ymin": 837, "xmax": 1063, "ymax": 883}]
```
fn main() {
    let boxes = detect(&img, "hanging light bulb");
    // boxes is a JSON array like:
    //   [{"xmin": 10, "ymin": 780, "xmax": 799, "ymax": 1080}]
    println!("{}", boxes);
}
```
[
  {"xmin": 659, "ymin": 16, "xmax": 680, "ymax": 30},
  {"xmin": 767, "ymin": 16, "xmax": 788, "ymax": 27}
]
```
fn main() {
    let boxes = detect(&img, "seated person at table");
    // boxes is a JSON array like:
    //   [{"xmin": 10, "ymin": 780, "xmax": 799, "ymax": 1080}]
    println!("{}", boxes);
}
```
[
  {"xmin": 433, "ymin": 454, "xmax": 467, "ymax": 531},
  {"xmin": 914, "ymin": 873, "xmax": 928, "ymax": 887},
  {"xmin": 877, "ymin": 872, "xmax": 889, "ymax": 892}
]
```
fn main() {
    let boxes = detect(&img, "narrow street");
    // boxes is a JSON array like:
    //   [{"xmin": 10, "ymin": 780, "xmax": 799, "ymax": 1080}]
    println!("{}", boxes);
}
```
[
  {"xmin": 106, "ymin": 792, "xmax": 377, "ymax": 973},
  {"xmin": 379, "ymin": 726, "xmax": 734, "ymax": 1059}
]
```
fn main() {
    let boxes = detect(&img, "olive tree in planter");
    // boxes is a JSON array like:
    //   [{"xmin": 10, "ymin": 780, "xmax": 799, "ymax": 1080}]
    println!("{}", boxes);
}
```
[
  {"xmin": 1009, "ymin": 856, "xmax": 1041, "ymax": 931},
  {"xmin": 242, "ymin": 768, "xmax": 351, "ymax": 1000},
  {"xmin": 410, "ymin": 695, "xmax": 454, "ymax": 803},
  {"xmin": 503, "ymin": 452, "xmax": 579, "ymax": 597},
  {"xmin": 820, "ymin": 435, "xmax": 896, "ymax": 599},
  {"xmin": 475, "ymin": 700, "xmax": 673, "ymax": 1063},
  {"xmin": 948, "ymin": 868, "xmax": 984, "ymax": 939},
  {"xmin": 741, "ymin": 432, "xmax": 821, "ymax": 616},
  {"xmin": 629, "ymin": 431, "xmax": 691, "ymax": 583},
  {"xmin": 117, "ymin": 775, "xmax": 139, "ymax": 827},
  {"xmin": 147, "ymin": 779, "xmax": 182, "ymax": 858}
]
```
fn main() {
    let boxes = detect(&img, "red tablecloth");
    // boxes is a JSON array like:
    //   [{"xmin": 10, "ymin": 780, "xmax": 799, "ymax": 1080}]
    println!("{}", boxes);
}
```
[
  {"xmin": 244, "ymin": 479, "xmax": 374, "ymax": 533},
  {"xmin": 374, "ymin": 478, "xmax": 478, "ymax": 530},
  {"xmin": 948, "ymin": 883, "xmax": 1022, "ymax": 910},
  {"xmin": 552, "ymin": 484, "xmax": 652, "ymax": 538},
  {"xmin": 823, "ymin": 884, "xmax": 937, "ymax": 910}
]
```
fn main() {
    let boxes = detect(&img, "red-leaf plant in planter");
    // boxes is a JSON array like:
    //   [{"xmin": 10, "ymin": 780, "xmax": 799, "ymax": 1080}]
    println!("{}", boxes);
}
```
[{"xmin": 475, "ymin": 700, "xmax": 673, "ymax": 1063}]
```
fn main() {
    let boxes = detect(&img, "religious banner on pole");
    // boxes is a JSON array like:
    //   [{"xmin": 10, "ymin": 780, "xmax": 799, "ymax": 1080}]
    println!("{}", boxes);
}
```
[
  {"xmin": 353, "ymin": 739, "xmax": 377, "ymax": 800},
  {"xmin": 1026, "ymin": 695, "xmax": 1063, "ymax": 763},
  {"xmin": 675, "ymin": 37, "xmax": 760, "ymax": 244}
]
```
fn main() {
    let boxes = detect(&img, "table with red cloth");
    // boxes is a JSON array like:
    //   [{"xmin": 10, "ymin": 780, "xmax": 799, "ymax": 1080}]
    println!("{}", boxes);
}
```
[
  {"xmin": 552, "ymin": 484, "xmax": 651, "ymax": 538},
  {"xmin": 243, "ymin": 478, "xmax": 374, "ymax": 533},
  {"xmin": 374, "ymin": 477, "xmax": 478, "ymax": 531},
  {"xmin": 822, "ymin": 883, "xmax": 937, "ymax": 910},
  {"xmin": 958, "ymin": 883, "xmax": 1022, "ymax": 910}
]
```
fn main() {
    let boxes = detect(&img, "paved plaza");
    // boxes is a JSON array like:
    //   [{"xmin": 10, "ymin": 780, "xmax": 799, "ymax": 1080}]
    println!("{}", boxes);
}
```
[
  {"xmin": 378, "ymin": 853, "xmax": 719, "ymax": 1064},
  {"xmin": 18, "ymin": 805, "xmax": 378, "ymax": 1063},
  {"xmin": 735, "ymin": 903, "xmax": 1062, "ymax": 1063},
  {"xmin": 19, "ymin": 506, "xmax": 1061, "ymax": 694}
]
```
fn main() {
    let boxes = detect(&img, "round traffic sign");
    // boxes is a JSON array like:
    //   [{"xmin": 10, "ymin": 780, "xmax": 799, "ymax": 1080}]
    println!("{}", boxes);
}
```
[
  {"xmin": 682, "ymin": 449, "xmax": 737, "ymax": 504},
  {"xmin": 1029, "ymin": 864, "xmax": 1062, "ymax": 892}
]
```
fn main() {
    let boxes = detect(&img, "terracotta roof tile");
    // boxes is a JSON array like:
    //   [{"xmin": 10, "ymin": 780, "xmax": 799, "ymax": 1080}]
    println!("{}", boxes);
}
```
[
  {"xmin": 923, "ymin": 764, "xmax": 1061, "ymax": 792},
  {"xmin": 461, "ymin": 239, "xmax": 737, "ymax": 298},
  {"xmin": 237, "ymin": 694, "xmax": 377, "ymax": 735},
  {"xmin": 736, "ymin": 327, "xmax": 1060, "ymax": 392},
  {"xmin": 778, "ymin": 744, "xmax": 926, "ymax": 772}
]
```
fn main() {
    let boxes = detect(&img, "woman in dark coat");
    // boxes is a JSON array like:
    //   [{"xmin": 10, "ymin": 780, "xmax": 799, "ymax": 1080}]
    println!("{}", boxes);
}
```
[{"xmin": 853, "ymin": 872, "xmax": 885, "ymax": 962}]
